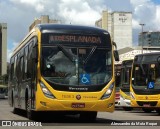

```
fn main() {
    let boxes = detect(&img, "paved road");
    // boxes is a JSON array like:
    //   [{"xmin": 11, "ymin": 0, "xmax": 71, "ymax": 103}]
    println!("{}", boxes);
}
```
[{"xmin": 0, "ymin": 99, "xmax": 160, "ymax": 129}]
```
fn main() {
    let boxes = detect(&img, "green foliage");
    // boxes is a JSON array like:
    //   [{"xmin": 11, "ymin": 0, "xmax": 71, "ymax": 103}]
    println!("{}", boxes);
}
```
[{"xmin": 0, "ymin": 74, "xmax": 8, "ymax": 85}]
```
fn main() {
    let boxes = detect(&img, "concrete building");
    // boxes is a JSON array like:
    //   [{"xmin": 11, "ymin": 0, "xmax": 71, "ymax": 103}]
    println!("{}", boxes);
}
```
[
  {"xmin": 139, "ymin": 31, "xmax": 160, "ymax": 50},
  {"xmin": 0, "ymin": 23, "xmax": 7, "ymax": 76},
  {"xmin": 29, "ymin": 15, "xmax": 61, "ymax": 31},
  {"xmin": 95, "ymin": 10, "xmax": 132, "ymax": 50}
]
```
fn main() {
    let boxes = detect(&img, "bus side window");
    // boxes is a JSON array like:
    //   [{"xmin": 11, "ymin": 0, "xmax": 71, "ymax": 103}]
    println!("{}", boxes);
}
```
[
  {"xmin": 10, "ymin": 63, "xmax": 14, "ymax": 81},
  {"xmin": 15, "ymin": 54, "xmax": 19, "ymax": 81},
  {"xmin": 27, "ymin": 40, "xmax": 34, "ymax": 78},
  {"xmin": 14, "ymin": 56, "xmax": 17, "ymax": 79},
  {"xmin": 16, "ymin": 53, "xmax": 22, "ymax": 82},
  {"xmin": 24, "ymin": 46, "xmax": 29, "ymax": 79},
  {"xmin": 20, "ymin": 56, "xmax": 24, "ymax": 80}
]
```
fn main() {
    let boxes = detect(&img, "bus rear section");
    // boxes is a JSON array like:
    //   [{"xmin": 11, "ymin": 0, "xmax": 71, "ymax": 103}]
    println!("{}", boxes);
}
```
[
  {"xmin": 130, "ymin": 52, "xmax": 160, "ymax": 113},
  {"xmin": 119, "ymin": 60, "xmax": 133, "ymax": 111},
  {"xmin": 8, "ymin": 24, "xmax": 119, "ymax": 120}
]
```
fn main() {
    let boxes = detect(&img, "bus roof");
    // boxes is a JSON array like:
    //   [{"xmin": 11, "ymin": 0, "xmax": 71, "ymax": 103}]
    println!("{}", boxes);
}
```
[
  {"xmin": 36, "ymin": 24, "xmax": 109, "ymax": 34},
  {"xmin": 134, "ymin": 52, "xmax": 160, "ymax": 64},
  {"xmin": 135, "ymin": 52, "xmax": 160, "ymax": 57},
  {"xmin": 11, "ymin": 24, "xmax": 111, "ymax": 58}
]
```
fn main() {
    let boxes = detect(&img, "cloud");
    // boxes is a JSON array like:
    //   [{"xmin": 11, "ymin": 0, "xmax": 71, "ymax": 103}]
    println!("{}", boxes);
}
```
[
  {"xmin": 130, "ymin": 0, "xmax": 160, "ymax": 44},
  {"xmin": 58, "ymin": 0, "xmax": 101, "ymax": 25},
  {"xmin": 130, "ymin": 0, "xmax": 150, "ymax": 7},
  {"xmin": 155, "ymin": 5, "xmax": 160, "ymax": 30},
  {"xmin": 134, "ymin": 4, "xmax": 156, "ymax": 26},
  {"xmin": 1, "ymin": 0, "xmax": 108, "ymax": 61},
  {"xmin": 1, "ymin": 0, "xmax": 160, "ymax": 61},
  {"xmin": 7, "ymin": 42, "xmax": 19, "ymax": 62},
  {"xmin": 132, "ymin": 19, "xmax": 140, "ymax": 29},
  {"xmin": 131, "ymin": 0, "xmax": 159, "ymax": 30},
  {"xmin": 10, "ymin": 0, "xmax": 45, "ymax": 12}
]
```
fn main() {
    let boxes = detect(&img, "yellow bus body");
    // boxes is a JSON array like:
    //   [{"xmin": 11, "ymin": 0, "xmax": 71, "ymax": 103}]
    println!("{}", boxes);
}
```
[
  {"xmin": 130, "ymin": 86, "xmax": 160, "ymax": 108},
  {"xmin": 35, "ymin": 77, "xmax": 115, "ymax": 112}
]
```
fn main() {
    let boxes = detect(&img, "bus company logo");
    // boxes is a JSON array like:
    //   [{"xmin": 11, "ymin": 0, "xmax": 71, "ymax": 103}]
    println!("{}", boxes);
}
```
[
  {"xmin": 146, "ymin": 96, "xmax": 148, "ymax": 100},
  {"xmin": 76, "ymin": 95, "xmax": 81, "ymax": 100}
]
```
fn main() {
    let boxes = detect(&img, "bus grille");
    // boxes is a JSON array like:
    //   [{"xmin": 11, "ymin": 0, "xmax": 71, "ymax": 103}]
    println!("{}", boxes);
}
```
[{"xmin": 136, "ymin": 101, "xmax": 157, "ymax": 106}]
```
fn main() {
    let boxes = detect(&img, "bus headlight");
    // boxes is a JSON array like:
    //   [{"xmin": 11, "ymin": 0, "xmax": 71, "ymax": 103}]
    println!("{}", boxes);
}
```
[
  {"xmin": 39, "ymin": 81, "xmax": 56, "ymax": 99},
  {"xmin": 130, "ymin": 92, "xmax": 135, "ymax": 100},
  {"xmin": 101, "ymin": 83, "xmax": 114, "ymax": 100}
]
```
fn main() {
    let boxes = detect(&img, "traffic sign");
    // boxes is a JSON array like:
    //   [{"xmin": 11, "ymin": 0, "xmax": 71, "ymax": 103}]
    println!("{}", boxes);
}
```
[{"xmin": 148, "ymin": 82, "xmax": 154, "ymax": 89}]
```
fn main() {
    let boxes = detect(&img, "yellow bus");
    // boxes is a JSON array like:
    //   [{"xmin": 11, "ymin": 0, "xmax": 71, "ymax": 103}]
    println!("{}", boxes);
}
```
[
  {"xmin": 8, "ymin": 24, "xmax": 119, "ymax": 120},
  {"xmin": 130, "ymin": 52, "xmax": 160, "ymax": 113},
  {"xmin": 119, "ymin": 59, "xmax": 133, "ymax": 111}
]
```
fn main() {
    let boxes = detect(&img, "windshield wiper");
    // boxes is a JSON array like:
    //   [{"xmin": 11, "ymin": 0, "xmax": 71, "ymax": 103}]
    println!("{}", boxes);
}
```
[
  {"xmin": 140, "ymin": 63, "xmax": 146, "ymax": 75},
  {"xmin": 83, "ymin": 46, "xmax": 97, "ymax": 64},
  {"xmin": 57, "ymin": 44, "xmax": 76, "ymax": 62}
]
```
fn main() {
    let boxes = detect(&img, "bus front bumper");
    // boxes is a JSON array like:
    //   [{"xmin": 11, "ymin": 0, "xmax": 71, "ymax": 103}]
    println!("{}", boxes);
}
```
[
  {"xmin": 35, "ymin": 98, "xmax": 115, "ymax": 112},
  {"xmin": 131, "ymin": 99, "xmax": 160, "ymax": 108}
]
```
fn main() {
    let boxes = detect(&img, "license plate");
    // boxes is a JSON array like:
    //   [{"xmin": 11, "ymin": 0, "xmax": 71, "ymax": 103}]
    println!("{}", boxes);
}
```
[
  {"xmin": 71, "ymin": 103, "xmax": 85, "ymax": 108},
  {"xmin": 143, "ymin": 104, "xmax": 150, "ymax": 107}
]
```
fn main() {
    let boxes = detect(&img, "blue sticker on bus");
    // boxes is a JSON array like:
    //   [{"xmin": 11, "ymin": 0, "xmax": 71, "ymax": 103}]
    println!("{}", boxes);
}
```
[
  {"xmin": 148, "ymin": 82, "xmax": 154, "ymax": 89},
  {"xmin": 80, "ymin": 74, "xmax": 91, "ymax": 85}
]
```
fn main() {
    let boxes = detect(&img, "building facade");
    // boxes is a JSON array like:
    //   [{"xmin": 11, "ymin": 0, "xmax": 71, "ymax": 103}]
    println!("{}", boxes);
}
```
[
  {"xmin": 95, "ymin": 10, "xmax": 132, "ymax": 50},
  {"xmin": 139, "ymin": 31, "xmax": 160, "ymax": 50},
  {"xmin": 0, "ymin": 23, "xmax": 7, "ymax": 76},
  {"xmin": 29, "ymin": 15, "xmax": 61, "ymax": 31}
]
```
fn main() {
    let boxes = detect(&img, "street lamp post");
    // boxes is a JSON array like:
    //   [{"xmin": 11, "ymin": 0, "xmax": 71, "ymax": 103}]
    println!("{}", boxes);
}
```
[{"xmin": 139, "ymin": 23, "xmax": 145, "ymax": 54}]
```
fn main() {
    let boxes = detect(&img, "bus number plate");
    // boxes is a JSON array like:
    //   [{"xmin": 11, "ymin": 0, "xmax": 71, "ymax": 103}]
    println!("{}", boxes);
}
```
[
  {"xmin": 143, "ymin": 104, "xmax": 150, "ymax": 107},
  {"xmin": 72, "ymin": 103, "xmax": 85, "ymax": 108}
]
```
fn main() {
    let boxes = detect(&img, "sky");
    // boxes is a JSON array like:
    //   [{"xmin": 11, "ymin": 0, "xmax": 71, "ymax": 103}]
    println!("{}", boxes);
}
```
[{"xmin": 0, "ymin": 0, "xmax": 160, "ymax": 61}]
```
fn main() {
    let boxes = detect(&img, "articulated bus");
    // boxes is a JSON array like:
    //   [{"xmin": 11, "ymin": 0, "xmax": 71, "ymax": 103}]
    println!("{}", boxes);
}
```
[
  {"xmin": 130, "ymin": 52, "xmax": 160, "ymax": 113},
  {"xmin": 119, "ymin": 60, "xmax": 133, "ymax": 111},
  {"xmin": 8, "ymin": 24, "xmax": 119, "ymax": 120}
]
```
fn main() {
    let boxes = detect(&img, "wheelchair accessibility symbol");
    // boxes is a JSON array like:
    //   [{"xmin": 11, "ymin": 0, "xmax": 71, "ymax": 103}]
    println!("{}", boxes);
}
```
[
  {"xmin": 148, "ymin": 82, "xmax": 154, "ymax": 89},
  {"xmin": 80, "ymin": 74, "xmax": 91, "ymax": 85}
]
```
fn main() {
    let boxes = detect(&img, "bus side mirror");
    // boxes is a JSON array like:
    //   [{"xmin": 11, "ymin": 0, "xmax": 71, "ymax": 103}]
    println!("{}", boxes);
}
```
[{"xmin": 114, "ymin": 50, "xmax": 119, "ymax": 61}]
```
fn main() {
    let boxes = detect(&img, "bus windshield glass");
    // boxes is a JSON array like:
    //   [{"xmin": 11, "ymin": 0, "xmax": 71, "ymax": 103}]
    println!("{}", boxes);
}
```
[
  {"xmin": 132, "ymin": 54, "xmax": 160, "ymax": 89},
  {"xmin": 41, "ymin": 46, "xmax": 112, "ymax": 86},
  {"xmin": 121, "ymin": 60, "xmax": 133, "ymax": 88},
  {"xmin": 121, "ymin": 67, "xmax": 131, "ymax": 86}
]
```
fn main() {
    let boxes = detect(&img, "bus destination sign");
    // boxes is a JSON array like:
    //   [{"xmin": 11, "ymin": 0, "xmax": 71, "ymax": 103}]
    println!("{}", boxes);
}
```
[{"xmin": 49, "ymin": 35, "xmax": 102, "ymax": 44}]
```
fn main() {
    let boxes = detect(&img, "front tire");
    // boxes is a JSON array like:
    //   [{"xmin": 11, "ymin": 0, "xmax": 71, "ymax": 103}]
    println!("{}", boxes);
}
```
[
  {"xmin": 26, "ymin": 98, "xmax": 35, "ymax": 120},
  {"xmin": 12, "ymin": 93, "xmax": 18, "ymax": 114},
  {"xmin": 156, "ymin": 109, "xmax": 160, "ymax": 114}
]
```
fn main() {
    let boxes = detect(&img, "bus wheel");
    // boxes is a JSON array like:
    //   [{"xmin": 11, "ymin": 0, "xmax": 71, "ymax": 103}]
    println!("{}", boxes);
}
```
[
  {"xmin": 79, "ymin": 111, "xmax": 97, "ymax": 122},
  {"xmin": 123, "ymin": 107, "xmax": 133, "ymax": 111},
  {"xmin": 26, "ymin": 99, "xmax": 34, "ymax": 120},
  {"xmin": 142, "ymin": 108, "xmax": 153, "ymax": 113},
  {"xmin": 13, "ymin": 107, "xmax": 19, "ymax": 114},
  {"xmin": 156, "ymin": 109, "xmax": 160, "ymax": 114},
  {"xmin": 12, "ymin": 94, "xmax": 18, "ymax": 114}
]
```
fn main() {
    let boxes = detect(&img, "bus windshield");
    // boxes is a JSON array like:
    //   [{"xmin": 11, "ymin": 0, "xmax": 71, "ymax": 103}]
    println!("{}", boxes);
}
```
[
  {"xmin": 41, "ymin": 46, "xmax": 112, "ymax": 86},
  {"xmin": 121, "ymin": 60, "xmax": 133, "ymax": 88},
  {"xmin": 132, "ymin": 56, "xmax": 160, "ymax": 89},
  {"xmin": 121, "ymin": 67, "xmax": 131, "ymax": 86}
]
